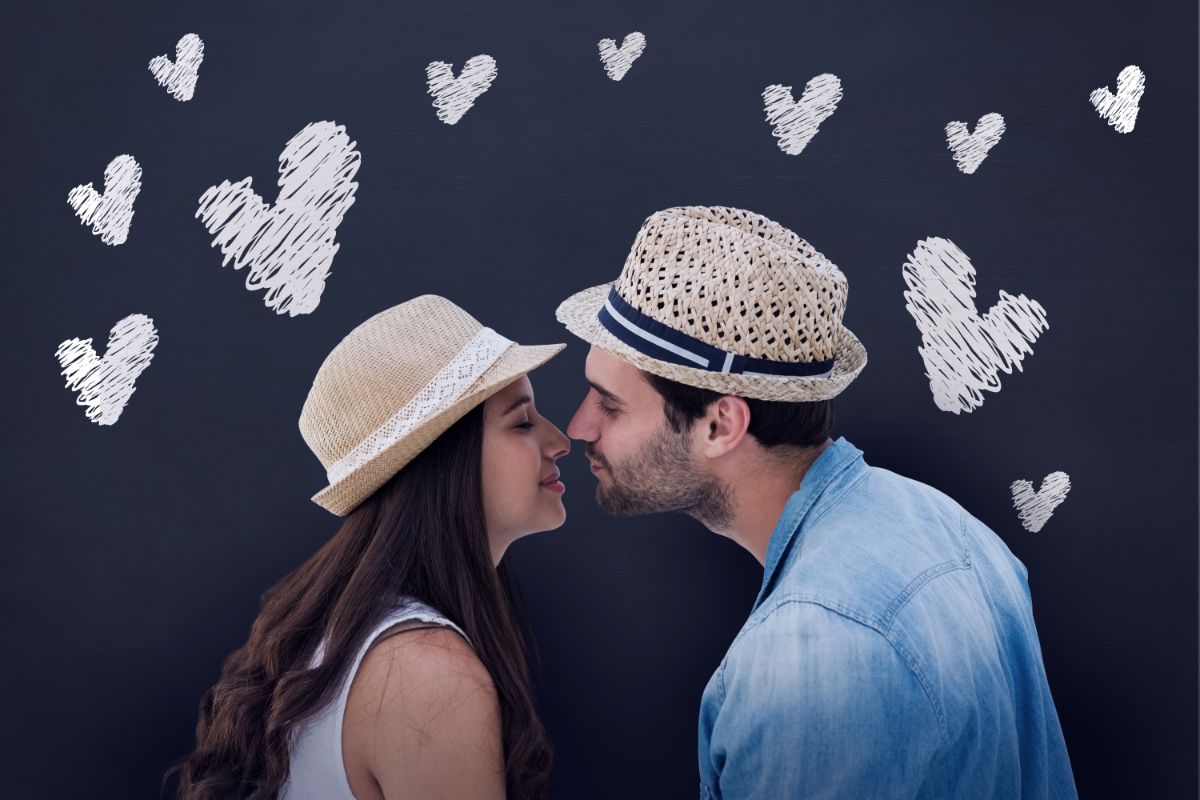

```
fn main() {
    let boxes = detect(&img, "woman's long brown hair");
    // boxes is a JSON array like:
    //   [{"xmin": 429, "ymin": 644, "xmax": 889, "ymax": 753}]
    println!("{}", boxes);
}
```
[{"xmin": 161, "ymin": 403, "xmax": 552, "ymax": 799}]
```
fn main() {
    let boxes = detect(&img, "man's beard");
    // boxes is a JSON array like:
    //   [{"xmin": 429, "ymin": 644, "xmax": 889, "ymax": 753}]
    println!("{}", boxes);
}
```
[{"xmin": 586, "ymin": 423, "xmax": 732, "ymax": 529}]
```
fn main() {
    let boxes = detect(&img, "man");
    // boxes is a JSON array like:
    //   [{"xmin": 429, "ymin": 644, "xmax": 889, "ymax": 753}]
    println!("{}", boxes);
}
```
[{"xmin": 554, "ymin": 205, "xmax": 1078, "ymax": 799}]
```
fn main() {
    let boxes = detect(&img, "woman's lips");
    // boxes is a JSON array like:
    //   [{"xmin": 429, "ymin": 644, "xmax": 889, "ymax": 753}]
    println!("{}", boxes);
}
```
[{"xmin": 540, "ymin": 479, "xmax": 565, "ymax": 493}]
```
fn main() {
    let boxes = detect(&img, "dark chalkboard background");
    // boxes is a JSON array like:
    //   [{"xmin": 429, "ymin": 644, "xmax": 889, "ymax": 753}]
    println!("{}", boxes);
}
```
[{"xmin": 2, "ymin": 0, "xmax": 1195, "ymax": 797}]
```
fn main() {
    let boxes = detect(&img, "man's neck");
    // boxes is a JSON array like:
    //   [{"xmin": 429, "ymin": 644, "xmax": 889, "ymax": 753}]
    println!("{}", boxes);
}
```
[{"xmin": 704, "ymin": 438, "xmax": 832, "ymax": 567}]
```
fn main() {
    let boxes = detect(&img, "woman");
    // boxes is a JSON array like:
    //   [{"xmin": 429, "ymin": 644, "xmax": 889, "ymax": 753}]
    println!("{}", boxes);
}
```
[{"xmin": 163, "ymin": 295, "xmax": 570, "ymax": 800}]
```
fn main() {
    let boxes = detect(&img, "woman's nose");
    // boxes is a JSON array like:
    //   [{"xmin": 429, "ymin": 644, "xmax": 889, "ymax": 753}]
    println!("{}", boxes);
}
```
[{"xmin": 547, "ymin": 424, "xmax": 570, "ymax": 459}]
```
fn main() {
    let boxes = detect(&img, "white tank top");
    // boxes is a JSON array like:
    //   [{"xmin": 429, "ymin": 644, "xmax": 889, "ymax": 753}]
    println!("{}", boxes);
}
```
[{"xmin": 279, "ymin": 597, "xmax": 473, "ymax": 799}]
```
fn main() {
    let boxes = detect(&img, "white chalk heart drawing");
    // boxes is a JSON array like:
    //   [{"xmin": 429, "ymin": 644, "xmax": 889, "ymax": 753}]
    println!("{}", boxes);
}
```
[
  {"xmin": 598, "ymin": 32, "xmax": 646, "ymax": 81},
  {"xmin": 426, "ymin": 54, "xmax": 498, "ymax": 125},
  {"xmin": 902, "ymin": 237, "xmax": 1049, "ymax": 414},
  {"xmin": 945, "ymin": 112, "xmax": 1005, "ymax": 174},
  {"xmin": 67, "ymin": 154, "xmax": 142, "ymax": 246},
  {"xmin": 762, "ymin": 73, "xmax": 842, "ymax": 156},
  {"xmin": 1011, "ymin": 471, "xmax": 1071, "ymax": 533},
  {"xmin": 1089, "ymin": 65, "xmax": 1145, "ymax": 134},
  {"xmin": 55, "ymin": 314, "xmax": 159, "ymax": 426},
  {"xmin": 195, "ymin": 120, "xmax": 361, "ymax": 316},
  {"xmin": 148, "ymin": 33, "xmax": 204, "ymax": 102}
]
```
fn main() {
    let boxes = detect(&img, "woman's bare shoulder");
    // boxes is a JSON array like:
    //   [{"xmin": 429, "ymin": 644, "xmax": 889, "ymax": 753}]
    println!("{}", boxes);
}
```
[
  {"xmin": 348, "ymin": 623, "xmax": 496, "ymax": 727},
  {"xmin": 342, "ymin": 625, "xmax": 504, "ymax": 798},
  {"xmin": 365, "ymin": 624, "xmax": 491, "ymax": 691}
]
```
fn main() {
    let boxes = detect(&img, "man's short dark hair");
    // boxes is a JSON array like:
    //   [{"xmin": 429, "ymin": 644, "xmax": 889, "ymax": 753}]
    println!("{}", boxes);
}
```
[{"xmin": 643, "ymin": 371, "xmax": 834, "ymax": 449}]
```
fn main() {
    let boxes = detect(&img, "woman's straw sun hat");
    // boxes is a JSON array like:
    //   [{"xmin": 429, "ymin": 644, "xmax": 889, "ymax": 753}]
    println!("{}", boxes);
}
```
[
  {"xmin": 555, "ymin": 205, "xmax": 867, "ymax": 402},
  {"xmin": 300, "ymin": 295, "xmax": 564, "ymax": 516}
]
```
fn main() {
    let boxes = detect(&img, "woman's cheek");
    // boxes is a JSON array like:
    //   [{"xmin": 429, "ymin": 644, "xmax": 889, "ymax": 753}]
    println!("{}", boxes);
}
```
[{"xmin": 514, "ymin": 441, "xmax": 538, "ymax": 507}]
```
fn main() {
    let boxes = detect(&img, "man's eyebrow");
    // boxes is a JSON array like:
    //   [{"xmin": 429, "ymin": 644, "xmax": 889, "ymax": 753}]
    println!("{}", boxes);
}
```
[
  {"xmin": 499, "ymin": 396, "xmax": 532, "ymax": 416},
  {"xmin": 587, "ymin": 380, "xmax": 623, "ymax": 404}
]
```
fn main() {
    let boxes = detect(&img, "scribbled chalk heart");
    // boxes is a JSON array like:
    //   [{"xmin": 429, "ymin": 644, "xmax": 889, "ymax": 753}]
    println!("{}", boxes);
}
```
[
  {"xmin": 426, "ymin": 55, "xmax": 498, "ymax": 125},
  {"xmin": 55, "ymin": 314, "xmax": 158, "ymax": 426},
  {"xmin": 196, "ymin": 120, "xmax": 360, "ymax": 316},
  {"xmin": 598, "ymin": 32, "xmax": 646, "ymax": 81},
  {"xmin": 67, "ymin": 154, "xmax": 141, "ymax": 246},
  {"xmin": 1089, "ymin": 65, "xmax": 1145, "ymax": 134},
  {"xmin": 148, "ymin": 33, "xmax": 204, "ymax": 101},
  {"xmin": 1011, "ymin": 471, "xmax": 1071, "ymax": 533},
  {"xmin": 945, "ymin": 112, "xmax": 1005, "ymax": 174},
  {"xmin": 902, "ymin": 237, "xmax": 1049, "ymax": 414},
  {"xmin": 762, "ymin": 73, "xmax": 842, "ymax": 156}
]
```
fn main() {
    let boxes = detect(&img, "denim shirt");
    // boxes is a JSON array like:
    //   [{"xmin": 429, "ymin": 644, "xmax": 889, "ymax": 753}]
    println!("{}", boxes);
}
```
[{"xmin": 697, "ymin": 436, "xmax": 1078, "ymax": 799}]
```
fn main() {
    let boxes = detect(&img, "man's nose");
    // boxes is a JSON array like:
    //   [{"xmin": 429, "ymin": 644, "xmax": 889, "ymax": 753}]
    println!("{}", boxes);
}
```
[{"xmin": 566, "ymin": 397, "xmax": 597, "ymax": 442}]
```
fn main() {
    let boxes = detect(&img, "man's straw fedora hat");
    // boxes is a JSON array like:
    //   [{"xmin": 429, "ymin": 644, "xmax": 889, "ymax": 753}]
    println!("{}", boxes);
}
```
[
  {"xmin": 300, "ymin": 295, "xmax": 564, "ymax": 516},
  {"xmin": 555, "ymin": 205, "xmax": 867, "ymax": 402}
]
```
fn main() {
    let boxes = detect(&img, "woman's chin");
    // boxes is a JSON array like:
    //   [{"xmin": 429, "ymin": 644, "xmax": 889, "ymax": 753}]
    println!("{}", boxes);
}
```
[{"xmin": 533, "ymin": 505, "xmax": 568, "ymax": 533}]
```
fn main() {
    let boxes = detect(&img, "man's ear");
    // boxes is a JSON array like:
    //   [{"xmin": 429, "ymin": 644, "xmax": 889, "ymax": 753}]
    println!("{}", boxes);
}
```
[{"xmin": 699, "ymin": 395, "xmax": 751, "ymax": 458}]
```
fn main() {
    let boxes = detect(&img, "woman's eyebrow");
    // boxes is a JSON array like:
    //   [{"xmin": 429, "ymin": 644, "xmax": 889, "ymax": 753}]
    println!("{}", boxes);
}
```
[{"xmin": 499, "ymin": 396, "xmax": 533, "ymax": 416}]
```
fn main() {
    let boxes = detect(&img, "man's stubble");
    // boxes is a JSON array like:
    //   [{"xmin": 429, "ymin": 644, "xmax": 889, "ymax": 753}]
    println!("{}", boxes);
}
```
[{"xmin": 588, "ymin": 421, "xmax": 733, "ymax": 530}]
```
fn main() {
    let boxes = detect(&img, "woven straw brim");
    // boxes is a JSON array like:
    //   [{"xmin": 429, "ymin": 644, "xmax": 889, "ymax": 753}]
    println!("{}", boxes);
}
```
[
  {"xmin": 311, "ymin": 341, "xmax": 564, "ymax": 516},
  {"xmin": 555, "ymin": 283, "xmax": 867, "ymax": 402}
]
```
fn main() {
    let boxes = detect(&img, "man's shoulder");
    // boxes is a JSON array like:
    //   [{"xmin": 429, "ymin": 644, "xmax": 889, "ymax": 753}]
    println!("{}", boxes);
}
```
[
  {"xmin": 763, "ymin": 460, "xmax": 1036, "ymax": 657},
  {"xmin": 771, "ymin": 462, "xmax": 978, "ymax": 629}
]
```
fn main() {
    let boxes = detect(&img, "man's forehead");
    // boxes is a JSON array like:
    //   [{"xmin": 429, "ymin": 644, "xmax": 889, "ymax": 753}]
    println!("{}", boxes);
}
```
[
  {"xmin": 585, "ymin": 346, "xmax": 648, "ymax": 397},
  {"xmin": 586, "ymin": 345, "xmax": 636, "ymax": 378}
]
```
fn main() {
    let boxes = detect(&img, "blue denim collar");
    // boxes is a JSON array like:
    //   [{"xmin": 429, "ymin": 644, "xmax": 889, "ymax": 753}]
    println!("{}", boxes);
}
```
[{"xmin": 752, "ymin": 435, "xmax": 867, "ymax": 612}]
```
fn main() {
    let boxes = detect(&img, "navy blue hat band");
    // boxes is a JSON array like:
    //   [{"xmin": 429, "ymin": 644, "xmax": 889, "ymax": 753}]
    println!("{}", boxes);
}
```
[{"xmin": 596, "ymin": 288, "xmax": 836, "ymax": 378}]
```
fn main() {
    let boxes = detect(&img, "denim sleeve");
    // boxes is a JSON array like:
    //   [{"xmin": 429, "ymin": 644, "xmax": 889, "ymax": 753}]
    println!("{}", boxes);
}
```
[{"xmin": 706, "ymin": 599, "xmax": 944, "ymax": 800}]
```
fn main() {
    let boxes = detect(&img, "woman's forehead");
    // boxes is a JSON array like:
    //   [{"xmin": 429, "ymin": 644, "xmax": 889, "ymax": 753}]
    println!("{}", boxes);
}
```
[{"xmin": 488, "ymin": 376, "xmax": 534, "ymax": 414}]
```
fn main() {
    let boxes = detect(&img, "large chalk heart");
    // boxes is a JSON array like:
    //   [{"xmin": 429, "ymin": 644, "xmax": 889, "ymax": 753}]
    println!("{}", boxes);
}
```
[
  {"xmin": 902, "ymin": 237, "xmax": 1049, "ymax": 414},
  {"xmin": 195, "ymin": 120, "xmax": 361, "ymax": 316}
]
